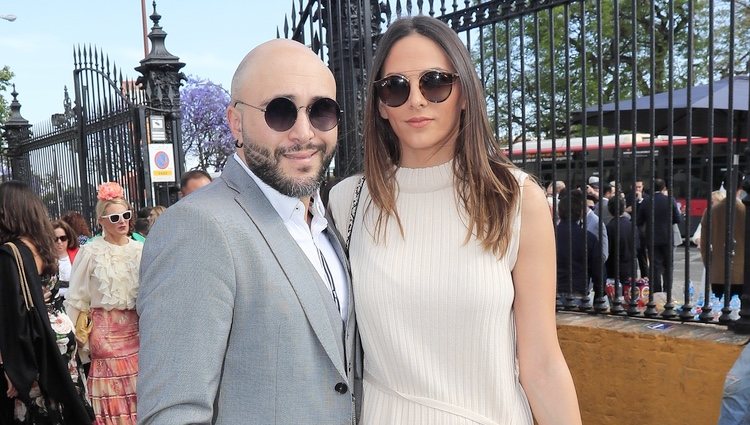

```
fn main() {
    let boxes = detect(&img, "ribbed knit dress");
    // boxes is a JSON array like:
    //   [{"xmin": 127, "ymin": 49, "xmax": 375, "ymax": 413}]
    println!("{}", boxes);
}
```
[{"xmin": 328, "ymin": 160, "xmax": 533, "ymax": 425}]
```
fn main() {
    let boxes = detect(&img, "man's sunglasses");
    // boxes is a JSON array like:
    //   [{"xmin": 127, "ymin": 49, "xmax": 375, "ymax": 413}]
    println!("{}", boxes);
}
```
[
  {"xmin": 234, "ymin": 97, "xmax": 342, "ymax": 132},
  {"xmin": 373, "ymin": 70, "xmax": 459, "ymax": 108},
  {"xmin": 101, "ymin": 210, "xmax": 132, "ymax": 223},
  {"xmin": 54, "ymin": 236, "xmax": 68, "ymax": 243}
]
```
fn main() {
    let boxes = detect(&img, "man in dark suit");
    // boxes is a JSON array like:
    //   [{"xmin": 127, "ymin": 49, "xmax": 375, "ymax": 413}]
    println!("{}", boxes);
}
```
[
  {"xmin": 637, "ymin": 178, "xmax": 682, "ymax": 293},
  {"xmin": 626, "ymin": 179, "xmax": 650, "ymax": 279}
]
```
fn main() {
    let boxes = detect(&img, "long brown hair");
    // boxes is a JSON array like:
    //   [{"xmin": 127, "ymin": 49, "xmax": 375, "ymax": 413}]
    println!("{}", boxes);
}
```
[
  {"xmin": 0, "ymin": 181, "xmax": 59, "ymax": 275},
  {"xmin": 363, "ymin": 16, "xmax": 521, "ymax": 256}
]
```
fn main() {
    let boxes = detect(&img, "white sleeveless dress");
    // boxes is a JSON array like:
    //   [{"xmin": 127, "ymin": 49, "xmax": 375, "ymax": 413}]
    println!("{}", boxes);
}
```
[{"xmin": 329, "ymin": 160, "xmax": 533, "ymax": 425}]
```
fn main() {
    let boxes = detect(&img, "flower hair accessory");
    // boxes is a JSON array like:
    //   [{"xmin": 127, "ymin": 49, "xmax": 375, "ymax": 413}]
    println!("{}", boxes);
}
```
[{"xmin": 97, "ymin": 182, "xmax": 125, "ymax": 201}]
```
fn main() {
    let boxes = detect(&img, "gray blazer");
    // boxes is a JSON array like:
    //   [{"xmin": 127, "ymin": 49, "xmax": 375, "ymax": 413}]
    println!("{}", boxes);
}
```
[{"xmin": 137, "ymin": 159, "xmax": 357, "ymax": 425}]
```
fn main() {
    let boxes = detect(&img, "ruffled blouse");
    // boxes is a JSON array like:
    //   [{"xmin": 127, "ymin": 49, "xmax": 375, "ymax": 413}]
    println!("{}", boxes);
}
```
[{"xmin": 64, "ymin": 237, "xmax": 143, "ymax": 325}]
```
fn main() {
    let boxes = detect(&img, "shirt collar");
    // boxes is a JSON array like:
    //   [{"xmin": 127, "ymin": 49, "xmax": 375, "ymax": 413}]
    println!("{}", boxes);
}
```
[{"xmin": 233, "ymin": 153, "xmax": 324, "ymax": 223}]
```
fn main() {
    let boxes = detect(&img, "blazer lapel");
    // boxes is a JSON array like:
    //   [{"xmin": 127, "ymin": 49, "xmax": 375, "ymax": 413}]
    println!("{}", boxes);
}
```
[{"xmin": 221, "ymin": 160, "xmax": 347, "ymax": 379}]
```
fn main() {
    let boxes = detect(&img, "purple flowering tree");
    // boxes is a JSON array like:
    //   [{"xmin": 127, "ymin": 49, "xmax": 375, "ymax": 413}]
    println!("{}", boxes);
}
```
[{"xmin": 180, "ymin": 76, "xmax": 234, "ymax": 172}]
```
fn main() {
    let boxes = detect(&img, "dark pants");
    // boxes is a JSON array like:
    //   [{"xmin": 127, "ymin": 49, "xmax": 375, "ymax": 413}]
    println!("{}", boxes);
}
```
[
  {"xmin": 637, "ymin": 242, "xmax": 649, "ymax": 279},
  {"xmin": 650, "ymin": 243, "xmax": 672, "ymax": 293}
]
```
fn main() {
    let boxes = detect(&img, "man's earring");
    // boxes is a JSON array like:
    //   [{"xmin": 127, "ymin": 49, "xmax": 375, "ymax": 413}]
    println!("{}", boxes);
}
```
[{"xmin": 235, "ymin": 140, "xmax": 244, "ymax": 148}]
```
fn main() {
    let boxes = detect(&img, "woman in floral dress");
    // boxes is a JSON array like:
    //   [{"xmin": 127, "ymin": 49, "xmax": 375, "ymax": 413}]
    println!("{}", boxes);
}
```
[{"xmin": 65, "ymin": 182, "xmax": 143, "ymax": 425}]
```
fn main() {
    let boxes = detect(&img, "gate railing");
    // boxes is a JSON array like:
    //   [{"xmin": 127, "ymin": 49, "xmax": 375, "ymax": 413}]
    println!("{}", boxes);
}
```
[{"xmin": 282, "ymin": 0, "xmax": 750, "ymax": 333}]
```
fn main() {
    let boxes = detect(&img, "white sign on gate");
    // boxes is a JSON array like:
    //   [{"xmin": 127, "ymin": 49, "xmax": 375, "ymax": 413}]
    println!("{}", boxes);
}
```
[
  {"xmin": 149, "ymin": 115, "xmax": 166, "ymax": 142},
  {"xmin": 148, "ymin": 144, "xmax": 175, "ymax": 183}
]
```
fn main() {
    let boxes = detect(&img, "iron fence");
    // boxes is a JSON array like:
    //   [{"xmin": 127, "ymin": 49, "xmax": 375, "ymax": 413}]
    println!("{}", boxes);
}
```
[{"xmin": 282, "ymin": 0, "xmax": 750, "ymax": 332}]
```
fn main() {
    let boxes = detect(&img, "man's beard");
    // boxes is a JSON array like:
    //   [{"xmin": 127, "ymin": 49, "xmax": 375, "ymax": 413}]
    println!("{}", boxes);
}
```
[{"xmin": 241, "ymin": 134, "xmax": 334, "ymax": 198}]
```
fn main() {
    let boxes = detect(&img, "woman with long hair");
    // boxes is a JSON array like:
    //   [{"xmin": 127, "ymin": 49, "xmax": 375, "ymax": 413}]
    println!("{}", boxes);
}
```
[
  {"xmin": 65, "ymin": 182, "xmax": 142, "ymax": 425},
  {"xmin": 0, "ymin": 181, "xmax": 91, "ymax": 424},
  {"xmin": 329, "ymin": 16, "xmax": 581, "ymax": 424}
]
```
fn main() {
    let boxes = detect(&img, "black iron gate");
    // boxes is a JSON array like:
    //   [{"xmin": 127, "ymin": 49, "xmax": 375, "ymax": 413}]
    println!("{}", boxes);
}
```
[
  {"xmin": 282, "ymin": 0, "xmax": 750, "ymax": 331},
  {"xmin": 8, "ymin": 47, "xmax": 147, "ymax": 226},
  {"xmin": 2, "ymin": 4, "xmax": 185, "ymax": 226}
]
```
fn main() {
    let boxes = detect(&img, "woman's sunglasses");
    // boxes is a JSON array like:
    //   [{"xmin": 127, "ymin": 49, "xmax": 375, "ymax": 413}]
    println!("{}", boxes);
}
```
[
  {"xmin": 101, "ymin": 210, "xmax": 132, "ymax": 223},
  {"xmin": 374, "ymin": 70, "xmax": 459, "ymax": 107},
  {"xmin": 54, "ymin": 236, "xmax": 68, "ymax": 243},
  {"xmin": 234, "ymin": 97, "xmax": 342, "ymax": 132}
]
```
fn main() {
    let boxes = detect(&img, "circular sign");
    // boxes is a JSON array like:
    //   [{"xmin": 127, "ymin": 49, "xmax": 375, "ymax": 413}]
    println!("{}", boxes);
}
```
[{"xmin": 154, "ymin": 151, "xmax": 170, "ymax": 169}]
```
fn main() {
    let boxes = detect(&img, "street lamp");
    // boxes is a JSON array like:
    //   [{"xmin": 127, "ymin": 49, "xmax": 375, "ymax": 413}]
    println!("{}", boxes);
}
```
[{"xmin": 0, "ymin": 14, "xmax": 16, "ymax": 22}]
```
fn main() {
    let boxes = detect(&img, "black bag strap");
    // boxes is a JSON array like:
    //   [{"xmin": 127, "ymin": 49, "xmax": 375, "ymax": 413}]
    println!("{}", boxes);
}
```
[{"xmin": 346, "ymin": 176, "xmax": 365, "ymax": 250}]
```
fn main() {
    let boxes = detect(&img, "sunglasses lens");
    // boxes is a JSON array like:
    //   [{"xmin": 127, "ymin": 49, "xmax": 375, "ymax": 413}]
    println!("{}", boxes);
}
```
[
  {"xmin": 376, "ymin": 75, "xmax": 410, "ymax": 107},
  {"xmin": 107, "ymin": 211, "xmax": 131, "ymax": 223},
  {"xmin": 420, "ymin": 71, "xmax": 456, "ymax": 103},
  {"xmin": 264, "ymin": 98, "xmax": 298, "ymax": 132},
  {"xmin": 309, "ymin": 98, "xmax": 341, "ymax": 131}
]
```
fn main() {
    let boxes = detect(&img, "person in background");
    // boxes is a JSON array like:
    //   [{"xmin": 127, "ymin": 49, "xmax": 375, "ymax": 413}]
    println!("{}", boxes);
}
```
[
  {"xmin": 131, "ymin": 207, "xmax": 153, "ymax": 241},
  {"xmin": 596, "ymin": 183, "xmax": 615, "ymax": 225},
  {"xmin": 637, "ymin": 178, "xmax": 682, "ymax": 293},
  {"xmin": 329, "ymin": 16, "xmax": 580, "ymax": 425},
  {"xmin": 626, "ymin": 179, "xmax": 650, "ymax": 279},
  {"xmin": 605, "ymin": 196, "xmax": 638, "ymax": 286},
  {"xmin": 700, "ymin": 173, "xmax": 746, "ymax": 298},
  {"xmin": 0, "ymin": 181, "xmax": 92, "ymax": 424},
  {"xmin": 718, "ymin": 343, "xmax": 750, "ymax": 425},
  {"xmin": 556, "ymin": 189, "xmax": 603, "ymax": 305},
  {"xmin": 65, "ymin": 182, "xmax": 143, "ymax": 425},
  {"xmin": 61, "ymin": 211, "xmax": 92, "ymax": 246},
  {"xmin": 52, "ymin": 220, "xmax": 80, "ymax": 299},
  {"xmin": 179, "ymin": 169, "xmax": 212, "ymax": 197}
]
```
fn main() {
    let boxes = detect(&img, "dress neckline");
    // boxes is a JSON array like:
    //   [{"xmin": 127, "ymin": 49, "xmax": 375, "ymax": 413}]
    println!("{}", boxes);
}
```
[{"xmin": 395, "ymin": 160, "xmax": 454, "ymax": 194}]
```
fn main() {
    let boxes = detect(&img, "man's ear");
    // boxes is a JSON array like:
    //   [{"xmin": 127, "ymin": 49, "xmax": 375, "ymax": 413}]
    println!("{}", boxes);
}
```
[{"xmin": 227, "ymin": 105, "xmax": 243, "ymax": 140}]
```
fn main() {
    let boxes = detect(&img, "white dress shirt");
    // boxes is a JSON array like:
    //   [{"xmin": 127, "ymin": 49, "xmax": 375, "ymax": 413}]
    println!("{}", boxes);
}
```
[{"xmin": 234, "ymin": 154, "xmax": 349, "ymax": 322}]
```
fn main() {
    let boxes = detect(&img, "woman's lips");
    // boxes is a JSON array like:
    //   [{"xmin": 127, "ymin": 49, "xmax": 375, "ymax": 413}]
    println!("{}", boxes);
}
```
[{"xmin": 406, "ymin": 117, "xmax": 432, "ymax": 128}]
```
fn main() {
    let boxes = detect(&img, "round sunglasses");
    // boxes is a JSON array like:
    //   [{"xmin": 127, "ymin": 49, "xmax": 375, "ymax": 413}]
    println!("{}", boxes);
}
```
[
  {"xmin": 234, "ymin": 97, "xmax": 342, "ymax": 132},
  {"xmin": 54, "ymin": 235, "xmax": 68, "ymax": 243},
  {"xmin": 373, "ymin": 70, "xmax": 459, "ymax": 108},
  {"xmin": 101, "ymin": 210, "xmax": 132, "ymax": 223}
]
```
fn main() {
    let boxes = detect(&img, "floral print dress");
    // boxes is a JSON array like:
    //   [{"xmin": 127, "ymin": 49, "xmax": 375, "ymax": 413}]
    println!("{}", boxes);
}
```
[{"xmin": 11, "ymin": 274, "xmax": 89, "ymax": 424}]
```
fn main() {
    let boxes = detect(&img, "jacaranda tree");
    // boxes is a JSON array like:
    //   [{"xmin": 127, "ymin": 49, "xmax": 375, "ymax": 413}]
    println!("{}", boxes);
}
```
[{"xmin": 180, "ymin": 75, "xmax": 234, "ymax": 172}]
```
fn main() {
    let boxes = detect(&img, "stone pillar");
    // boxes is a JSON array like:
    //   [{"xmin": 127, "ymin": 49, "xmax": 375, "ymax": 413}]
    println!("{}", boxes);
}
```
[
  {"xmin": 135, "ymin": 1, "xmax": 185, "ymax": 206},
  {"xmin": 1, "ymin": 85, "xmax": 32, "ymax": 181}
]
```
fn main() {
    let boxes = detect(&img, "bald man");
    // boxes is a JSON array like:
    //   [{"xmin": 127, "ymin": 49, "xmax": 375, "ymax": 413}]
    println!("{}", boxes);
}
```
[{"xmin": 137, "ymin": 40, "xmax": 357, "ymax": 424}]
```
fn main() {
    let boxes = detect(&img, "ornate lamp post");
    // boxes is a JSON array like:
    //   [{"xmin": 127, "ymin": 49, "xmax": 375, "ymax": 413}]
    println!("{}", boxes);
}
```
[{"xmin": 135, "ymin": 1, "xmax": 185, "ymax": 207}]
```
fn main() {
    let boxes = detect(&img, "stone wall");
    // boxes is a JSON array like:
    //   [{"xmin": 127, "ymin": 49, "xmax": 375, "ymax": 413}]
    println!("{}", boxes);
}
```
[{"xmin": 556, "ymin": 313, "xmax": 748, "ymax": 425}]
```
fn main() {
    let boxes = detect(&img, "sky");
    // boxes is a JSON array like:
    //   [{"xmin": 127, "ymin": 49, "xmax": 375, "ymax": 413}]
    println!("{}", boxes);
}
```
[{"xmin": 1, "ymin": 1, "xmax": 292, "ymax": 124}]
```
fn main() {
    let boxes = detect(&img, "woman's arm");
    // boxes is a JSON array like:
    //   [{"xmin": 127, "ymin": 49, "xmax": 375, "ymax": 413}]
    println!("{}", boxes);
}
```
[
  {"xmin": 512, "ymin": 179, "xmax": 583, "ymax": 425},
  {"xmin": 63, "ymin": 246, "xmax": 93, "ymax": 327}
]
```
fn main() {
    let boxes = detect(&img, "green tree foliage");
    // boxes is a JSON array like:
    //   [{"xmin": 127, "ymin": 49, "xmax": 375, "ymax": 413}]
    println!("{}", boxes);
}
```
[
  {"xmin": 474, "ymin": 0, "xmax": 744, "ymax": 143},
  {"xmin": 0, "ymin": 65, "xmax": 14, "ymax": 124}
]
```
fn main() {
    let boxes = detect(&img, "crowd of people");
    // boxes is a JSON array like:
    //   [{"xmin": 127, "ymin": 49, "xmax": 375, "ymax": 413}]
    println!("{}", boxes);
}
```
[
  {"xmin": 548, "ymin": 171, "xmax": 747, "ymax": 308},
  {"xmin": 0, "ymin": 13, "xmax": 747, "ymax": 425},
  {"xmin": 0, "ymin": 177, "xmax": 202, "ymax": 423}
]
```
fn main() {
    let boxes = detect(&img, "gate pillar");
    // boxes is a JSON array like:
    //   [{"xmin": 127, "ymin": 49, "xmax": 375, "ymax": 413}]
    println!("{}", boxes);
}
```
[
  {"xmin": 1, "ymin": 85, "xmax": 32, "ymax": 181},
  {"xmin": 135, "ymin": 1, "xmax": 185, "ymax": 206}
]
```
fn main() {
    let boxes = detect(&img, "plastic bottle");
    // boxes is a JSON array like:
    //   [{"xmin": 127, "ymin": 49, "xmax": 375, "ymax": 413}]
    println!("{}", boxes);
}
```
[
  {"xmin": 730, "ymin": 295, "xmax": 741, "ymax": 320},
  {"xmin": 693, "ymin": 293, "xmax": 704, "ymax": 320}
]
